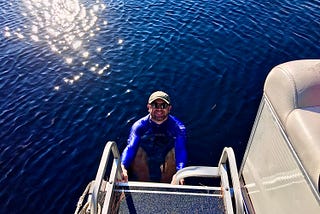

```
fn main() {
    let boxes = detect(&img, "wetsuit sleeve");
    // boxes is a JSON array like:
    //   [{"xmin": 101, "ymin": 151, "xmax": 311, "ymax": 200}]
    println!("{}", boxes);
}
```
[
  {"xmin": 174, "ymin": 122, "xmax": 187, "ymax": 171},
  {"xmin": 121, "ymin": 122, "xmax": 141, "ymax": 169}
]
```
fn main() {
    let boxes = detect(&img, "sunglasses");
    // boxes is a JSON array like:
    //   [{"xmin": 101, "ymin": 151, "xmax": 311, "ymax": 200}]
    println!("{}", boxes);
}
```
[{"xmin": 150, "ymin": 102, "xmax": 169, "ymax": 109}]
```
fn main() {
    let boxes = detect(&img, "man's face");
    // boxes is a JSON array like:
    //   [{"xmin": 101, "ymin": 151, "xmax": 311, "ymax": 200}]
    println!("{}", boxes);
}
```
[{"xmin": 148, "ymin": 99, "xmax": 171, "ymax": 124}]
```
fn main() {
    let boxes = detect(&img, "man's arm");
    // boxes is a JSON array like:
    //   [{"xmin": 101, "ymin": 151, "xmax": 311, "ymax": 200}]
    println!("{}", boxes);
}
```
[
  {"xmin": 120, "ymin": 121, "xmax": 143, "ymax": 181},
  {"xmin": 121, "ymin": 131, "xmax": 140, "ymax": 169},
  {"xmin": 171, "ymin": 117, "xmax": 187, "ymax": 184},
  {"xmin": 174, "ymin": 122, "xmax": 187, "ymax": 171}
]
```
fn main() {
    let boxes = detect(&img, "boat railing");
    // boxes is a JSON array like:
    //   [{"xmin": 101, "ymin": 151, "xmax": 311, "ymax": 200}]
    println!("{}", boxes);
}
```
[
  {"xmin": 89, "ymin": 141, "xmax": 122, "ymax": 214},
  {"xmin": 219, "ymin": 147, "xmax": 244, "ymax": 214},
  {"xmin": 173, "ymin": 147, "xmax": 244, "ymax": 214}
]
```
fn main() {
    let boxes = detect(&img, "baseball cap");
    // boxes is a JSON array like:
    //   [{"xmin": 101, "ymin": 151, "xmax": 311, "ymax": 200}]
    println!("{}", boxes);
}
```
[{"xmin": 148, "ymin": 91, "xmax": 171, "ymax": 104}]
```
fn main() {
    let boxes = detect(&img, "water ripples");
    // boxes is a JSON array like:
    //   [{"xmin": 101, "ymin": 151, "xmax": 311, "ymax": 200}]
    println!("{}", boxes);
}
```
[{"xmin": 1, "ymin": 0, "xmax": 320, "ymax": 213}]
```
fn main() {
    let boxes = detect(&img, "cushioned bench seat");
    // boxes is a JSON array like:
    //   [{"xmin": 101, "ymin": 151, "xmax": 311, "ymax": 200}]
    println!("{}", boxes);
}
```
[{"xmin": 286, "ymin": 107, "xmax": 320, "ymax": 190}]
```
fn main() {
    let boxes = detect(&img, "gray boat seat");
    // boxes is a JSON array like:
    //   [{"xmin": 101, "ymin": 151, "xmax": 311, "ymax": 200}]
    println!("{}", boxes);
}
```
[{"xmin": 264, "ymin": 59, "xmax": 320, "ymax": 191}]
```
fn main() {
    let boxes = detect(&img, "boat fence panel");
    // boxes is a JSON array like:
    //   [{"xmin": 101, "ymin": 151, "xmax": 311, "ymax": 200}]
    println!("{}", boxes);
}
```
[{"xmin": 240, "ymin": 89, "xmax": 320, "ymax": 214}]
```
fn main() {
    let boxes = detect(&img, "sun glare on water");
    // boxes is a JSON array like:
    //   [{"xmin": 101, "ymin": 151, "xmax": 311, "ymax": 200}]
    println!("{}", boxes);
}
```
[{"xmin": 3, "ymin": 0, "xmax": 122, "ymax": 90}]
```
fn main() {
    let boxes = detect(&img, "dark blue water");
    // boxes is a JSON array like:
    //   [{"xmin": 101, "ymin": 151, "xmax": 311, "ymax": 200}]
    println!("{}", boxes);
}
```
[{"xmin": 0, "ymin": 0, "xmax": 319, "ymax": 213}]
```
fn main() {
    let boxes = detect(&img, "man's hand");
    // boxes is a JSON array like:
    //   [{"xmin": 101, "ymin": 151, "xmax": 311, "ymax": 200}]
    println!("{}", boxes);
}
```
[
  {"xmin": 171, "ymin": 173, "xmax": 185, "ymax": 185},
  {"xmin": 120, "ymin": 164, "xmax": 128, "ymax": 182}
]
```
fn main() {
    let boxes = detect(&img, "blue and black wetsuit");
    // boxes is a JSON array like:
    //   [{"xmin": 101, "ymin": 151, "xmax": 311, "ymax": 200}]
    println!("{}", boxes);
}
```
[{"xmin": 121, "ymin": 114, "xmax": 187, "ymax": 181}]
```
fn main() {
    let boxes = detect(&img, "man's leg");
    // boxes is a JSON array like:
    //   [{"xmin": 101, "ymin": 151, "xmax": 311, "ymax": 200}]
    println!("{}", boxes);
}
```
[
  {"xmin": 131, "ymin": 147, "xmax": 150, "ymax": 181},
  {"xmin": 160, "ymin": 148, "xmax": 176, "ymax": 183}
]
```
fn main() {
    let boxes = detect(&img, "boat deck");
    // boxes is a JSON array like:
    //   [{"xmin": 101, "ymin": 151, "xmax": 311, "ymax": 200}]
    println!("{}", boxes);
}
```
[{"xmin": 112, "ymin": 182, "xmax": 225, "ymax": 213}]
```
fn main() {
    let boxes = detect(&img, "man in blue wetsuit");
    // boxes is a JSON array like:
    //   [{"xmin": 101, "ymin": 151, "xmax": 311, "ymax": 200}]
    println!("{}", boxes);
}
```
[{"xmin": 121, "ymin": 91, "xmax": 187, "ymax": 184}]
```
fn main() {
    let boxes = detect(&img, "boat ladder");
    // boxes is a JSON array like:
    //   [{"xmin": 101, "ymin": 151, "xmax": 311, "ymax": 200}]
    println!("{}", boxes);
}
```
[{"xmin": 75, "ymin": 141, "xmax": 244, "ymax": 214}]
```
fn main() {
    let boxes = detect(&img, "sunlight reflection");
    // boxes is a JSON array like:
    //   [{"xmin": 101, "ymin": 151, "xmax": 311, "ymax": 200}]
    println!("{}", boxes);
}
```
[
  {"xmin": 4, "ymin": 30, "xmax": 11, "ymax": 38},
  {"xmin": 31, "ymin": 35, "xmax": 39, "ymax": 41},
  {"xmin": 3, "ymin": 0, "xmax": 115, "ymax": 90},
  {"xmin": 31, "ymin": 25, "xmax": 38, "ymax": 33},
  {"xmin": 65, "ymin": 58, "xmax": 73, "ymax": 64},
  {"xmin": 82, "ymin": 51, "xmax": 89, "ymax": 58},
  {"xmin": 63, "ymin": 72, "xmax": 84, "ymax": 85}
]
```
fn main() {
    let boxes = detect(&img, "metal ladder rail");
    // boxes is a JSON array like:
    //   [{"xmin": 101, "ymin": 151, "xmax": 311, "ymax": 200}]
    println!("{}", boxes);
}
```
[
  {"xmin": 218, "ymin": 147, "xmax": 244, "ymax": 214},
  {"xmin": 90, "ymin": 141, "xmax": 123, "ymax": 214},
  {"xmin": 173, "ymin": 147, "xmax": 244, "ymax": 214}
]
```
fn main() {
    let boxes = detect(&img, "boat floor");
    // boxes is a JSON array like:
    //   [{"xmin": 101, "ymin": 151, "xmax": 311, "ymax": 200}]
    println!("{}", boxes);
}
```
[{"xmin": 110, "ymin": 182, "xmax": 226, "ymax": 213}]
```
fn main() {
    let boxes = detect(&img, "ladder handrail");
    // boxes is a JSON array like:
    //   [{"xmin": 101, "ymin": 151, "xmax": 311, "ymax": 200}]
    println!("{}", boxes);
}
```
[
  {"xmin": 90, "ymin": 141, "xmax": 122, "ymax": 214},
  {"xmin": 218, "ymin": 147, "xmax": 244, "ymax": 214},
  {"xmin": 172, "ymin": 147, "xmax": 244, "ymax": 214},
  {"xmin": 173, "ymin": 166, "xmax": 219, "ymax": 184}
]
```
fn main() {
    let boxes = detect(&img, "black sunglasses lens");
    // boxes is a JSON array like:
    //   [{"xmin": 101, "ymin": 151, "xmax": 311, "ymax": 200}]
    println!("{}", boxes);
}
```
[
  {"xmin": 151, "ymin": 103, "xmax": 168, "ymax": 109},
  {"xmin": 160, "ymin": 103, "xmax": 168, "ymax": 109}
]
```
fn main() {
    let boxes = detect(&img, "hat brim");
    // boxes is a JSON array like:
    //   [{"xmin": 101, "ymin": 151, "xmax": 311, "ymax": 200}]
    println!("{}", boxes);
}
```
[{"xmin": 149, "ymin": 97, "xmax": 170, "ymax": 104}]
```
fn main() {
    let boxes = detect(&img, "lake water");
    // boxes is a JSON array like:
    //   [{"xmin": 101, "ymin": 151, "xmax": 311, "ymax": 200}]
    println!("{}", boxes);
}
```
[{"xmin": 0, "ymin": 0, "xmax": 319, "ymax": 213}]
